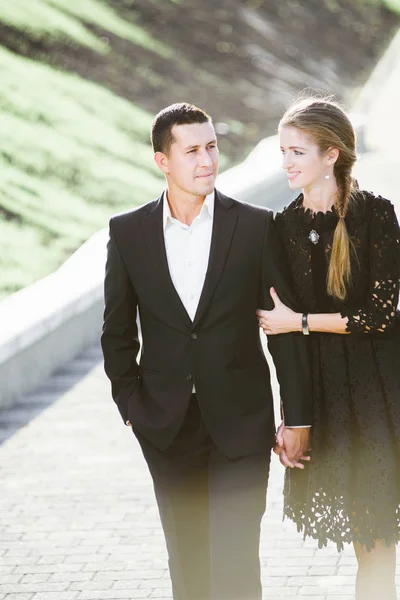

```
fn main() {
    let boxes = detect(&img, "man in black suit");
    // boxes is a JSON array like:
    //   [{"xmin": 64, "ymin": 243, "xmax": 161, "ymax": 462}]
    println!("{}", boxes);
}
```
[{"xmin": 101, "ymin": 103, "xmax": 311, "ymax": 600}]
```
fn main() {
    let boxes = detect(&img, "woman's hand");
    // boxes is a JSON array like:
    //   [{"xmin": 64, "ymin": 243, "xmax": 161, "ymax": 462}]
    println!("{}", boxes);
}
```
[{"xmin": 256, "ymin": 287, "xmax": 301, "ymax": 335}]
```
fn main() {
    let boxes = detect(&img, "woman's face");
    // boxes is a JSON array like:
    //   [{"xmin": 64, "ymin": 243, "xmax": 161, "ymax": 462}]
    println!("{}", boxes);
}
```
[{"xmin": 280, "ymin": 125, "xmax": 331, "ymax": 192}]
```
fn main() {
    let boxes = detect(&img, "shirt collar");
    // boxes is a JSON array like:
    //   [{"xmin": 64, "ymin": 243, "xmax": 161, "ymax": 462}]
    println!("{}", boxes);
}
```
[{"xmin": 162, "ymin": 190, "xmax": 215, "ymax": 231}]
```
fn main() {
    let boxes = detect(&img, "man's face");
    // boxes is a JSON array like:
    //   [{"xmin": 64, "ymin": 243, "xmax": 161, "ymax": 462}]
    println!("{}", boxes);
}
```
[{"xmin": 156, "ymin": 122, "xmax": 219, "ymax": 199}]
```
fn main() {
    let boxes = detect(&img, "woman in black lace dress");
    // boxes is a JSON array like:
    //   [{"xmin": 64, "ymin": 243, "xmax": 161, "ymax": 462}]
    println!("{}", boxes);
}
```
[{"xmin": 257, "ymin": 97, "xmax": 400, "ymax": 599}]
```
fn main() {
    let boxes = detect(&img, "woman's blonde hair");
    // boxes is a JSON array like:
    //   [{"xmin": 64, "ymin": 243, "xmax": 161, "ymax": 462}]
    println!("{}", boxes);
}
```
[{"xmin": 279, "ymin": 95, "xmax": 357, "ymax": 300}]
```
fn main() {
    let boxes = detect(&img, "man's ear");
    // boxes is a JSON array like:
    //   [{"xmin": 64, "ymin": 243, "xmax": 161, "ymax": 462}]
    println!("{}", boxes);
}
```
[
  {"xmin": 326, "ymin": 147, "xmax": 339, "ymax": 166},
  {"xmin": 154, "ymin": 151, "xmax": 169, "ymax": 174}
]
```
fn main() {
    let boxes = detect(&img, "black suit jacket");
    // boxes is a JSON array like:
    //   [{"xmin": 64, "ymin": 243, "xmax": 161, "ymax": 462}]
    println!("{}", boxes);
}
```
[{"xmin": 101, "ymin": 189, "xmax": 312, "ymax": 458}]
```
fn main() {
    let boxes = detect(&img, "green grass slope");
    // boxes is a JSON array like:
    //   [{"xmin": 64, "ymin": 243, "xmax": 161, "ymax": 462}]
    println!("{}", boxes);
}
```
[{"xmin": 0, "ymin": 46, "xmax": 162, "ymax": 297}]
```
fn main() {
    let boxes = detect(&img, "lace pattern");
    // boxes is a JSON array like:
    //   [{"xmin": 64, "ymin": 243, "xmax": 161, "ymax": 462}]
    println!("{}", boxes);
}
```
[
  {"xmin": 341, "ymin": 280, "xmax": 398, "ymax": 333},
  {"xmin": 339, "ymin": 197, "xmax": 400, "ymax": 332}
]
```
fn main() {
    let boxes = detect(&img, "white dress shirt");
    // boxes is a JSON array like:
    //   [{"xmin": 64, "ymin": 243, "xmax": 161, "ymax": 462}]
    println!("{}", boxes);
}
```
[
  {"xmin": 163, "ymin": 191, "xmax": 214, "ymax": 321},
  {"xmin": 163, "ymin": 191, "xmax": 214, "ymax": 394}
]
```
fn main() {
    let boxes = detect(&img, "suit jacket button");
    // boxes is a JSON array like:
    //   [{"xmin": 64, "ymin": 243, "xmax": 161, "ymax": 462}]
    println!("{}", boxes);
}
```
[
  {"xmin": 186, "ymin": 373, "xmax": 193, "ymax": 380},
  {"xmin": 190, "ymin": 333, "xmax": 198, "ymax": 340}
]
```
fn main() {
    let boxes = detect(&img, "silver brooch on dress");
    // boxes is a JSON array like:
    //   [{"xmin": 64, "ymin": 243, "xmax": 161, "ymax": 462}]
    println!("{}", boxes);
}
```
[{"xmin": 308, "ymin": 229, "xmax": 320, "ymax": 245}]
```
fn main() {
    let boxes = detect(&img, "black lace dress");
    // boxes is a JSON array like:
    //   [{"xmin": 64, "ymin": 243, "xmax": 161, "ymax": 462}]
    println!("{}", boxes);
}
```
[{"xmin": 274, "ymin": 190, "xmax": 400, "ymax": 551}]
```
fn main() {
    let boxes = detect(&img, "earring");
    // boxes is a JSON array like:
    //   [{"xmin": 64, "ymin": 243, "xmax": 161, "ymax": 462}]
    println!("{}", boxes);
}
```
[{"xmin": 325, "ymin": 174, "xmax": 330, "ymax": 180}]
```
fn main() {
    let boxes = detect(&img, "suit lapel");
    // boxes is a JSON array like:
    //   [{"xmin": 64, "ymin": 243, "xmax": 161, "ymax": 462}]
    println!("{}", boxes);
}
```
[
  {"xmin": 193, "ymin": 190, "xmax": 238, "ymax": 328},
  {"xmin": 140, "ymin": 195, "xmax": 192, "ymax": 329}
]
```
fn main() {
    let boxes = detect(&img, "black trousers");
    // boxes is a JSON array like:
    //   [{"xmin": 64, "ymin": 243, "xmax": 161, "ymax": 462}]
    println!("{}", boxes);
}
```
[{"xmin": 134, "ymin": 395, "xmax": 270, "ymax": 600}]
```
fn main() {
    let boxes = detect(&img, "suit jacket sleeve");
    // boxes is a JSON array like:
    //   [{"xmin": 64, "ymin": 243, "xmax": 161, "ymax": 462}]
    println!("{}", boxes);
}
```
[
  {"xmin": 260, "ymin": 212, "xmax": 313, "ymax": 427},
  {"xmin": 100, "ymin": 218, "xmax": 141, "ymax": 424}
]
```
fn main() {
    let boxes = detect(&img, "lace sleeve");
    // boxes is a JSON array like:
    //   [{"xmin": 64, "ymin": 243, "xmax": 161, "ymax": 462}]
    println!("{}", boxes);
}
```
[{"xmin": 341, "ymin": 197, "xmax": 400, "ymax": 333}]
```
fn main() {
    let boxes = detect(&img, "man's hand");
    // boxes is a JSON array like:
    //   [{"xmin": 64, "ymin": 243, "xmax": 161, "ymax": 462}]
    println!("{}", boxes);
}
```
[{"xmin": 274, "ymin": 422, "xmax": 311, "ymax": 469}]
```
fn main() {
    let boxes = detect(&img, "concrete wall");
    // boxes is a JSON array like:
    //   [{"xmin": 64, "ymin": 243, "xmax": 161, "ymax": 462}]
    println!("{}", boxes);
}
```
[{"xmin": 0, "ymin": 231, "xmax": 107, "ymax": 409}]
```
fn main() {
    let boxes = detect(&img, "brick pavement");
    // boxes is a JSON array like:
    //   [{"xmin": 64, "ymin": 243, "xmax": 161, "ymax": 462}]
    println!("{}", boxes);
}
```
[{"xmin": 0, "ymin": 343, "xmax": 398, "ymax": 600}]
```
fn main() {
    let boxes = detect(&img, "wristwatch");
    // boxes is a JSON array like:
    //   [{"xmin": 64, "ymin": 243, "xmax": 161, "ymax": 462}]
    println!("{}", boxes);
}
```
[{"xmin": 302, "ymin": 313, "xmax": 310, "ymax": 335}]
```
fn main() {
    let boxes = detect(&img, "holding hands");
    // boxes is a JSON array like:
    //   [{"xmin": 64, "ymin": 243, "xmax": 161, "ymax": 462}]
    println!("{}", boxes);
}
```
[{"xmin": 274, "ymin": 422, "xmax": 311, "ymax": 469}]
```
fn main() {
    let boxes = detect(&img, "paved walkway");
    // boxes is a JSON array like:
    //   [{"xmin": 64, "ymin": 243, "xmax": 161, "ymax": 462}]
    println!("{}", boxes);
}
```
[{"xmin": 2, "ymin": 342, "xmax": 399, "ymax": 600}]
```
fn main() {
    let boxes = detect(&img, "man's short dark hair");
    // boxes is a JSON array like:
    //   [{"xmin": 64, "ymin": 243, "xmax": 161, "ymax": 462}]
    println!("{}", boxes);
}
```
[{"xmin": 151, "ymin": 103, "xmax": 212, "ymax": 155}]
